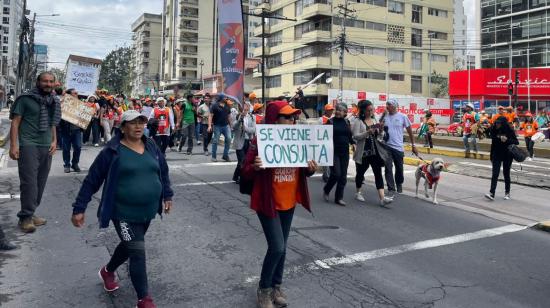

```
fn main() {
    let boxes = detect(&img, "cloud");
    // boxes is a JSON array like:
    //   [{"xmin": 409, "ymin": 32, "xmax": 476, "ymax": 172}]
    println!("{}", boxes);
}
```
[{"xmin": 28, "ymin": 0, "xmax": 163, "ymax": 69}]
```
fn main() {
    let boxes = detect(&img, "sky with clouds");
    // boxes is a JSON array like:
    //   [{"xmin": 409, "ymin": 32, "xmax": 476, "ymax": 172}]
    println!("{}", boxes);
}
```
[
  {"xmin": 28, "ymin": 0, "xmax": 163, "ymax": 68},
  {"xmin": 29, "ymin": 0, "xmax": 477, "ymax": 69}
]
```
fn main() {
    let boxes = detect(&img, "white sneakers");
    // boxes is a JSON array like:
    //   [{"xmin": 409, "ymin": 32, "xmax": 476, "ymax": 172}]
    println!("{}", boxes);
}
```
[{"xmin": 355, "ymin": 192, "xmax": 365, "ymax": 202}]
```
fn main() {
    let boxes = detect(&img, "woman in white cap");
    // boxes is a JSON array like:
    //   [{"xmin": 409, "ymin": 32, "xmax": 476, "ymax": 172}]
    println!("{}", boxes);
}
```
[{"xmin": 71, "ymin": 110, "xmax": 174, "ymax": 308}]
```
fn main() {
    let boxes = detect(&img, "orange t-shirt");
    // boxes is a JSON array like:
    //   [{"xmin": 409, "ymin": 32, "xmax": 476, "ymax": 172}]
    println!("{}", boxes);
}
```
[
  {"xmin": 521, "ymin": 122, "xmax": 538, "ymax": 137},
  {"xmin": 506, "ymin": 112, "xmax": 517, "ymax": 124},
  {"xmin": 272, "ymin": 168, "xmax": 299, "ymax": 211}
]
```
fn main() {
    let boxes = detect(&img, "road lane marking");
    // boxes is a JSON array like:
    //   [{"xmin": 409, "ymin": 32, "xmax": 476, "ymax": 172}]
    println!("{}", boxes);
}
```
[
  {"xmin": 245, "ymin": 224, "xmax": 528, "ymax": 283},
  {"xmin": 0, "ymin": 193, "xmax": 20, "ymax": 199},
  {"xmin": 175, "ymin": 181, "xmax": 234, "ymax": 187},
  {"xmin": 458, "ymin": 162, "xmax": 550, "ymax": 177}
]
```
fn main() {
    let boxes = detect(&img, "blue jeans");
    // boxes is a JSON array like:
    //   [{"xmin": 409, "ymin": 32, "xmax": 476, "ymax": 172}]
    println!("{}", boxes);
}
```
[
  {"xmin": 62, "ymin": 129, "xmax": 82, "ymax": 168},
  {"xmin": 384, "ymin": 147, "xmax": 404, "ymax": 191},
  {"xmin": 463, "ymin": 134, "xmax": 478, "ymax": 152},
  {"xmin": 212, "ymin": 125, "xmax": 231, "ymax": 159},
  {"xmin": 195, "ymin": 122, "xmax": 202, "ymax": 142},
  {"xmin": 258, "ymin": 208, "xmax": 295, "ymax": 289}
]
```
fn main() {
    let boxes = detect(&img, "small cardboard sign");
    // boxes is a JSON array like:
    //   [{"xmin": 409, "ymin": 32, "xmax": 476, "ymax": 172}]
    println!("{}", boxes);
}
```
[{"xmin": 61, "ymin": 95, "xmax": 95, "ymax": 129}]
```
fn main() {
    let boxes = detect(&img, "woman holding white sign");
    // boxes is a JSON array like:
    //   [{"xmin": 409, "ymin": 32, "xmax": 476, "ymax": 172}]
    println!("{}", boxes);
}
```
[
  {"xmin": 242, "ymin": 101, "xmax": 317, "ymax": 308},
  {"xmin": 352, "ymin": 100, "xmax": 393, "ymax": 207}
]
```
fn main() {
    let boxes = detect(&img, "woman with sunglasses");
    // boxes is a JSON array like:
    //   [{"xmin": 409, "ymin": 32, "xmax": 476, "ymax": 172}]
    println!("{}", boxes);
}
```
[{"xmin": 242, "ymin": 101, "xmax": 317, "ymax": 308}]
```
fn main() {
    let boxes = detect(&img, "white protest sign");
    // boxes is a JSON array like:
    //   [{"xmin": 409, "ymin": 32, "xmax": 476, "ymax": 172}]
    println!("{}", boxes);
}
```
[
  {"xmin": 61, "ymin": 95, "xmax": 96, "ymax": 129},
  {"xmin": 65, "ymin": 64, "xmax": 100, "ymax": 96},
  {"xmin": 256, "ymin": 124, "xmax": 333, "ymax": 168}
]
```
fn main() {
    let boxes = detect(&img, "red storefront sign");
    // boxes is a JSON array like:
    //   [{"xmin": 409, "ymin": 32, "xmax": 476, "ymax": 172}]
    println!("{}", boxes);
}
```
[
  {"xmin": 358, "ymin": 91, "xmax": 366, "ymax": 100},
  {"xmin": 374, "ymin": 106, "xmax": 453, "ymax": 116},
  {"xmin": 449, "ymin": 68, "xmax": 550, "ymax": 99},
  {"xmin": 378, "ymin": 94, "xmax": 386, "ymax": 101}
]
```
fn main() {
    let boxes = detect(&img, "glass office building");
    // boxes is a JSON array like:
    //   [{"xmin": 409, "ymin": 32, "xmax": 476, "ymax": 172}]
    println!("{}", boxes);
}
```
[{"xmin": 480, "ymin": 0, "xmax": 549, "ymax": 68}]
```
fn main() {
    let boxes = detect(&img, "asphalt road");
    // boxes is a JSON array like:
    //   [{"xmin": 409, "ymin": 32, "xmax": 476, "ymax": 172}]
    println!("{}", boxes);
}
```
[{"xmin": 0, "ymin": 144, "xmax": 549, "ymax": 308}]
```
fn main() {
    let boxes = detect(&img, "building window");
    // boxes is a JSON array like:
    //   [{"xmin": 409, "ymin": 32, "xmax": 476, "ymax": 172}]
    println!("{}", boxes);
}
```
[
  {"xmin": 430, "ymin": 54, "xmax": 448, "ymax": 62},
  {"xmin": 428, "ymin": 8, "xmax": 448, "ymax": 18},
  {"xmin": 388, "ymin": 49, "xmax": 404, "ymax": 62},
  {"xmin": 266, "ymin": 75, "xmax": 281, "ymax": 88},
  {"xmin": 411, "ymin": 75, "xmax": 422, "ymax": 93},
  {"xmin": 389, "ymin": 74, "xmax": 404, "ymax": 81},
  {"xmin": 2, "ymin": 17, "xmax": 8, "ymax": 25},
  {"xmin": 267, "ymin": 53, "xmax": 282, "ymax": 68},
  {"xmin": 496, "ymin": 1, "xmax": 511, "ymax": 16},
  {"xmin": 2, "ymin": 27, "xmax": 8, "ymax": 34},
  {"xmin": 364, "ymin": 0, "xmax": 387, "ymax": 7},
  {"xmin": 294, "ymin": 44, "xmax": 330, "ymax": 63},
  {"xmin": 295, "ymin": 19, "xmax": 331, "ymax": 39},
  {"xmin": 388, "ymin": 1, "xmax": 404, "ymax": 14},
  {"xmin": 412, "ymin": 5, "xmax": 422, "ymax": 23},
  {"xmin": 428, "ymin": 31, "xmax": 447, "ymax": 40},
  {"xmin": 411, "ymin": 52, "xmax": 422, "ymax": 70},
  {"xmin": 269, "ymin": 9, "xmax": 283, "ymax": 26},
  {"xmin": 364, "ymin": 46, "xmax": 386, "ymax": 56},
  {"xmin": 3, "ymin": 0, "xmax": 9, "ymax": 5},
  {"xmin": 528, "ymin": 11, "xmax": 546, "ymax": 38},
  {"xmin": 268, "ymin": 31, "xmax": 282, "ymax": 47},
  {"xmin": 530, "ymin": 0, "xmax": 545, "ymax": 9},
  {"xmin": 411, "ymin": 28, "xmax": 422, "ymax": 47},
  {"xmin": 294, "ymin": 71, "xmax": 312, "ymax": 85},
  {"xmin": 2, "ymin": 7, "xmax": 9, "ymax": 15},
  {"xmin": 2, "ymin": 45, "xmax": 7, "ymax": 53},
  {"xmin": 2, "ymin": 36, "xmax": 7, "ymax": 44},
  {"xmin": 365, "ymin": 21, "xmax": 386, "ymax": 32},
  {"xmin": 361, "ymin": 71, "xmax": 386, "ymax": 80}
]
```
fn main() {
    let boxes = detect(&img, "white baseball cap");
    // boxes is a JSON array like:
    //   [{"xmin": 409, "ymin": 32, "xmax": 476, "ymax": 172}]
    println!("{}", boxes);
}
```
[{"xmin": 121, "ymin": 110, "xmax": 148, "ymax": 124}]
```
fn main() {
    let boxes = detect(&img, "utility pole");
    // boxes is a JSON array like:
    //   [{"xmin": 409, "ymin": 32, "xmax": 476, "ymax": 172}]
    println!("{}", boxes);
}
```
[
  {"xmin": 199, "ymin": 59, "xmax": 204, "ymax": 90},
  {"xmin": 428, "ymin": 32, "xmax": 434, "ymax": 106},
  {"xmin": 244, "ymin": 10, "xmax": 296, "ymax": 105},
  {"xmin": 15, "ymin": 0, "xmax": 29, "ymax": 96},
  {"xmin": 26, "ymin": 13, "xmax": 36, "ymax": 90},
  {"xmin": 335, "ymin": 0, "xmax": 355, "ymax": 104}
]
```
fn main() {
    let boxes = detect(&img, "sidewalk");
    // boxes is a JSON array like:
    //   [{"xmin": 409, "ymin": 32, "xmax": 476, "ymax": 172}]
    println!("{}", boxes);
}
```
[{"xmin": 405, "ymin": 134, "xmax": 550, "ymax": 159}]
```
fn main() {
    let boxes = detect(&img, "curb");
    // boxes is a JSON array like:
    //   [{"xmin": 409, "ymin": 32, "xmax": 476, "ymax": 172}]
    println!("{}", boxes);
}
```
[
  {"xmin": 534, "ymin": 221, "xmax": 550, "ymax": 233},
  {"xmin": 404, "ymin": 145, "xmax": 490, "ymax": 160}
]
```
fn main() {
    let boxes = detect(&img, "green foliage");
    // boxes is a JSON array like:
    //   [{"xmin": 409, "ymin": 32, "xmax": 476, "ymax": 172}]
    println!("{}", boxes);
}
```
[
  {"xmin": 98, "ymin": 47, "xmax": 133, "ymax": 94},
  {"xmin": 49, "ymin": 67, "xmax": 66, "ymax": 86},
  {"xmin": 430, "ymin": 71, "xmax": 448, "ymax": 98}
]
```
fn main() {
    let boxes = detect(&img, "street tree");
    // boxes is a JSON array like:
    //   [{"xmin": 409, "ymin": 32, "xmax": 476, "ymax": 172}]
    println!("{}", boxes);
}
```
[
  {"xmin": 99, "ymin": 46, "xmax": 133, "ymax": 94},
  {"xmin": 49, "ymin": 67, "xmax": 66, "ymax": 86},
  {"xmin": 430, "ymin": 71, "xmax": 449, "ymax": 98}
]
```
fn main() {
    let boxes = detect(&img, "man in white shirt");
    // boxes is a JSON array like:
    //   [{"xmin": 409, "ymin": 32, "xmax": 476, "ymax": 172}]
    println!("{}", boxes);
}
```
[{"xmin": 381, "ymin": 98, "xmax": 418, "ymax": 194}]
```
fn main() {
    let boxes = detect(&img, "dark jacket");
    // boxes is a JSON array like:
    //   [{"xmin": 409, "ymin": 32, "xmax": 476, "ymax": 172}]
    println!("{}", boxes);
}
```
[
  {"xmin": 241, "ymin": 101, "xmax": 314, "ymax": 218},
  {"xmin": 72, "ymin": 134, "xmax": 173, "ymax": 228},
  {"xmin": 328, "ymin": 117, "xmax": 354, "ymax": 155},
  {"xmin": 490, "ymin": 116, "xmax": 519, "ymax": 161}
]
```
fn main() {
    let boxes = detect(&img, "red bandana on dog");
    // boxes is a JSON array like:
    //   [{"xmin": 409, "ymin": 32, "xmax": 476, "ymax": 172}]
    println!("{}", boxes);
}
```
[{"xmin": 422, "ymin": 164, "xmax": 440, "ymax": 189}]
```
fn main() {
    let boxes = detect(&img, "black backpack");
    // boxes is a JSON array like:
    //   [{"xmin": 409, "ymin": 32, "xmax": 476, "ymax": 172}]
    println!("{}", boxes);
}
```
[
  {"xmin": 508, "ymin": 144, "xmax": 528, "ymax": 162},
  {"xmin": 239, "ymin": 143, "xmax": 256, "ymax": 195}
]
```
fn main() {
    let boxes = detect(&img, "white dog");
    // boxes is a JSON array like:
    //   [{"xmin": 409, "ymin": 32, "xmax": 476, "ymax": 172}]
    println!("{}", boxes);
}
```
[{"xmin": 415, "ymin": 157, "xmax": 445, "ymax": 205}]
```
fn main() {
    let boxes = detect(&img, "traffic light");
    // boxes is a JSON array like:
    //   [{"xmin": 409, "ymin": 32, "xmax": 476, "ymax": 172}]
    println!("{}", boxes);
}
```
[
  {"xmin": 507, "ymin": 81, "xmax": 514, "ymax": 96},
  {"xmin": 515, "ymin": 70, "xmax": 520, "ymax": 84}
]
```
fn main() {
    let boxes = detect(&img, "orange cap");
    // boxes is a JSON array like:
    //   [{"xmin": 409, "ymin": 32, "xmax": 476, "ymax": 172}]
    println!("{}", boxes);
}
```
[
  {"xmin": 525, "ymin": 112, "xmax": 532, "ymax": 117},
  {"xmin": 324, "ymin": 104, "xmax": 335, "ymax": 111},
  {"xmin": 249, "ymin": 92, "xmax": 257, "ymax": 100},
  {"xmin": 278, "ymin": 104, "xmax": 301, "ymax": 116},
  {"xmin": 253, "ymin": 103, "xmax": 263, "ymax": 112}
]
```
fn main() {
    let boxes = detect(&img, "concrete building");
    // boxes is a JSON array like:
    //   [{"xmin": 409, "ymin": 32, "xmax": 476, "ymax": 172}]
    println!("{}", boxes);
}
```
[
  {"xmin": 33, "ymin": 44, "xmax": 47, "ymax": 76},
  {"xmin": 130, "ymin": 13, "xmax": 162, "ymax": 97},
  {"xmin": 160, "ymin": 0, "xmax": 260, "ymax": 92},
  {"xmin": 453, "ymin": 0, "xmax": 468, "ymax": 67},
  {"xmin": 480, "ymin": 0, "xmax": 549, "ymax": 69},
  {"xmin": 252, "ymin": 0, "xmax": 455, "ymax": 105},
  {"xmin": 1, "ymin": 0, "xmax": 24, "ymax": 93}
]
